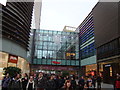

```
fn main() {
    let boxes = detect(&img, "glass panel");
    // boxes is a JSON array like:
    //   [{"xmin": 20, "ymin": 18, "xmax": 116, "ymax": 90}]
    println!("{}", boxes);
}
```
[{"xmin": 35, "ymin": 30, "xmax": 79, "ymax": 65}]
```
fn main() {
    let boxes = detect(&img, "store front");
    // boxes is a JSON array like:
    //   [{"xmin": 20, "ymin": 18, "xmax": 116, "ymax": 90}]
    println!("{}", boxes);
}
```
[
  {"xmin": 0, "ymin": 52, "xmax": 30, "ymax": 80},
  {"xmin": 80, "ymin": 64, "xmax": 97, "ymax": 77},
  {"xmin": 98, "ymin": 57, "xmax": 120, "ymax": 84},
  {"xmin": 30, "ymin": 65, "xmax": 79, "ymax": 76},
  {"xmin": 86, "ymin": 64, "xmax": 97, "ymax": 76}
]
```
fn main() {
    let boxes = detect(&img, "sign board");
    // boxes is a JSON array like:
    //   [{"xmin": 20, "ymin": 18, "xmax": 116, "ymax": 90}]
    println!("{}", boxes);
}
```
[
  {"xmin": 52, "ymin": 61, "xmax": 61, "ymax": 64},
  {"xmin": 8, "ymin": 54, "xmax": 18, "ymax": 64}
]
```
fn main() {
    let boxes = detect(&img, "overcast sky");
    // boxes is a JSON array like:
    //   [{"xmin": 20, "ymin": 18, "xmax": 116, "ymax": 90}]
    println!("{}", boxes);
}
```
[
  {"xmin": 0, "ymin": 0, "xmax": 98, "ymax": 31},
  {"xmin": 40, "ymin": 0, "xmax": 98, "ymax": 31}
]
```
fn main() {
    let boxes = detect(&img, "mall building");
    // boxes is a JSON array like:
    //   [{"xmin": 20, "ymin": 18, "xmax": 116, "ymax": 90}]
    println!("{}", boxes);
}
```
[
  {"xmin": 0, "ymin": 0, "xmax": 35, "ymax": 80},
  {"xmin": 30, "ymin": 29, "xmax": 80, "ymax": 75},
  {"xmin": 78, "ymin": 2, "xmax": 120, "ymax": 83},
  {"xmin": 93, "ymin": 2, "xmax": 120, "ymax": 83},
  {"xmin": 78, "ymin": 11, "xmax": 97, "ymax": 77}
]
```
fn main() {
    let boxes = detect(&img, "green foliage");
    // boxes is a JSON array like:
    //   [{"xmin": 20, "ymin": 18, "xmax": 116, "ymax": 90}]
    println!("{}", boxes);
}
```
[{"xmin": 3, "ymin": 66, "xmax": 21, "ymax": 77}]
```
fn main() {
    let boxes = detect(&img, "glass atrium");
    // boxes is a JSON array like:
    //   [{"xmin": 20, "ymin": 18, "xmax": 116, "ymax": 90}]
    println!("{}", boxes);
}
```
[{"xmin": 33, "ymin": 29, "xmax": 79, "ymax": 66}]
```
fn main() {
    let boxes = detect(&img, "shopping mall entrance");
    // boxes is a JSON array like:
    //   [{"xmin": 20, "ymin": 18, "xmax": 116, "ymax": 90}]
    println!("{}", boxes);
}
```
[
  {"xmin": 30, "ymin": 65, "xmax": 79, "ymax": 77},
  {"xmin": 102, "ymin": 63, "xmax": 120, "ymax": 84}
]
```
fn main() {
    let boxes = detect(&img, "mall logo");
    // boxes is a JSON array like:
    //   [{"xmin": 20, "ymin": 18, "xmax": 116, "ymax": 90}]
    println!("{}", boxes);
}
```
[{"xmin": 8, "ymin": 54, "xmax": 18, "ymax": 64}]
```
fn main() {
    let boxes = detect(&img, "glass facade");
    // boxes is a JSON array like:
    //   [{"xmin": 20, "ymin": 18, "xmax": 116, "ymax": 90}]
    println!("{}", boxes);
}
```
[
  {"xmin": 79, "ymin": 12, "xmax": 96, "ymax": 60},
  {"xmin": 78, "ymin": 12, "xmax": 97, "ymax": 76},
  {"xmin": 33, "ymin": 29, "xmax": 79, "ymax": 66}
]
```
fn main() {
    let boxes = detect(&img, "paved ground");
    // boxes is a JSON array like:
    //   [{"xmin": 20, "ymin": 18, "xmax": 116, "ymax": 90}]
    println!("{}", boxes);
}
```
[{"xmin": 100, "ymin": 83, "xmax": 114, "ymax": 90}]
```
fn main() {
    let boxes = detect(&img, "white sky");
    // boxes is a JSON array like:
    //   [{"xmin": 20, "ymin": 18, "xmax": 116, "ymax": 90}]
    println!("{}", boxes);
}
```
[
  {"xmin": 0, "ymin": 0, "xmax": 7, "ymax": 5},
  {"xmin": 0, "ymin": 0, "xmax": 98, "ymax": 31},
  {"xmin": 40, "ymin": 0, "xmax": 98, "ymax": 31}
]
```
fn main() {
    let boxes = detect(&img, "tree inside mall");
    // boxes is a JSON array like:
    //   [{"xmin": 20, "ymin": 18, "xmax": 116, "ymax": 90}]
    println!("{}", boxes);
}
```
[{"xmin": 3, "ymin": 66, "xmax": 21, "ymax": 77}]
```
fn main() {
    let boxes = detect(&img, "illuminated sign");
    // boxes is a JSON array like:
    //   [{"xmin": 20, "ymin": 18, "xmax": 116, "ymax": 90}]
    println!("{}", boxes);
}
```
[
  {"xmin": 105, "ymin": 64, "xmax": 111, "ymax": 67},
  {"xmin": 8, "ymin": 54, "xmax": 18, "ymax": 64},
  {"xmin": 52, "ymin": 61, "xmax": 61, "ymax": 64},
  {"xmin": 66, "ymin": 53, "xmax": 75, "ymax": 56}
]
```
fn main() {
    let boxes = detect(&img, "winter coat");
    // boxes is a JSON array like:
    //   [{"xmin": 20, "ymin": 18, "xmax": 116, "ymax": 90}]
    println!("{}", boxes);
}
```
[
  {"xmin": 97, "ymin": 76, "xmax": 102, "ymax": 83},
  {"xmin": 46, "ymin": 79, "xmax": 56, "ymax": 90},
  {"xmin": 2, "ymin": 77, "xmax": 11, "ymax": 88},
  {"xmin": 22, "ymin": 77, "xmax": 28, "ymax": 90},
  {"xmin": 36, "ymin": 77, "xmax": 47, "ymax": 89},
  {"xmin": 26, "ymin": 80, "xmax": 35, "ymax": 90},
  {"xmin": 71, "ymin": 80, "xmax": 76, "ymax": 89},
  {"xmin": 58, "ymin": 79, "xmax": 65, "ymax": 88},
  {"xmin": 8, "ymin": 78, "xmax": 22, "ymax": 90},
  {"xmin": 86, "ymin": 80, "xmax": 92, "ymax": 88},
  {"xmin": 115, "ymin": 78, "xmax": 120, "ymax": 88},
  {"xmin": 78, "ymin": 78, "xmax": 85, "ymax": 86}
]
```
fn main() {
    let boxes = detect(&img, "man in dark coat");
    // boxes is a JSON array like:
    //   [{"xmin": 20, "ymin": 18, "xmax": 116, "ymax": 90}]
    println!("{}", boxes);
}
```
[
  {"xmin": 71, "ymin": 77, "xmax": 76, "ymax": 90},
  {"xmin": 96, "ymin": 75, "xmax": 102, "ymax": 89},
  {"xmin": 46, "ymin": 75, "xmax": 56, "ymax": 90},
  {"xmin": 36, "ymin": 72, "xmax": 47, "ymax": 90},
  {"xmin": 8, "ymin": 73, "xmax": 22, "ymax": 90},
  {"xmin": 78, "ymin": 76, "xmax": 85, "ymax": 90}
]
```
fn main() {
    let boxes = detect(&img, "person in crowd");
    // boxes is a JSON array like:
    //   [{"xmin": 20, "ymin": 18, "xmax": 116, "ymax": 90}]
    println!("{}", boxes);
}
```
[
  {"xmin": 33, "ymin": 73, "xmax": 37, "ymax": 89},
  {"xmin": 78, "ymin": 76, "xmax": 85, "ymax": 90},
  {"xmin": 115, "ymin": 75, "xmax": 120, "ymax": 90},
  {"xmin": 63, "ymin": 80, "xmax": 72, "ymax": 90},
  {"xmin": 92, "ymin": 76, "xmax": 96, "ymax": 89},
  {"xmin": 2, "ymin": 73, "xmax": 11, "ymax": 90},
  {"xmin": 36, "ymin": 72, "xmax": 47, "ymax": 90},
  {"xmin": 86, "ymin": 77, "xmax": 92, "ymax": 89},
  {"xmin": 46, "ymin": 75, "xmax": 56, "ymax": 90},
  {"xmin": 58, "ymin": 76, "xmax": 65, "ymax": 89},
  {"xmin": 53, "ymin": 74, "xmax": 59, "ymax": 90},
  {"xmin": 8, "ymin": 73, "xmax": 22, "ymax": 90},
  {"xmin": 63, "ymin": 77, "xmax": 67, "ymax": 82},
  {"xmin": 96, "ymin": 75, "xmax": 102, "ymax": 89},
  {"xmin": 26, "ymin": 76, "xmax": 35, "ymax": 90},
  {"xmin": 22, "ymin": 73, "xmax": 28, "ymax": 90},
  {"xmin": 71, "ymin": 77, "xmax": 76, "ymax": 90},
  {"xmin": 66, "ymin": 75, "xmax": 69, "ymax": 80}
]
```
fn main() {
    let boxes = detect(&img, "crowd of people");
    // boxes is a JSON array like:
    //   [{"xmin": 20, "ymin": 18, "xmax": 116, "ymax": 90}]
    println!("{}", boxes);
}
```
[{"xmin": 1, "ymin": 72, "xmax": 120, "ymax": 90}]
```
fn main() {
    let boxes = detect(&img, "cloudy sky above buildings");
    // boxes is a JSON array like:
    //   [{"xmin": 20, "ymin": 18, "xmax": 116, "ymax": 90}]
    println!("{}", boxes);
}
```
[
  {"xmin": 40, "ymin": 0, "xmax": 98, "ymax": 31},
  {"xmin": 0, "ymin": 0, "xmax": 98, "ymax": 31}
]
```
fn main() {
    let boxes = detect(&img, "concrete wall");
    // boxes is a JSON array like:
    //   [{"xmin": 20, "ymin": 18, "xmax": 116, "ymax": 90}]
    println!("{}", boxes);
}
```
[
  {"xmin": 93, "ymin": 2, "xmax": 119, "ymax": 47},
  {"xmin": 0, "ymin": 37, "xmax": 28, "ymax": 60}
]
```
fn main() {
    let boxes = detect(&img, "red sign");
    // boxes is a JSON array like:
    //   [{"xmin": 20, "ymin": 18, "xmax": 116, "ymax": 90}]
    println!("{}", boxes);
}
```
[
  {"xmin": 91, "ymin": 71, "xmax": 95, "ymax": 76},
  {"xmin": 52, "ymin": 61, "xmax": 61, "ymax": 64},
  {"xmin": 8, "ymin": 54, "xmax": 18, "ymax": 64}
]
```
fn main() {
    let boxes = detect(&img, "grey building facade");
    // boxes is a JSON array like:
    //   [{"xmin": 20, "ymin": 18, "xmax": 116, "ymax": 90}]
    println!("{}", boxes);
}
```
[
  {"xmin": 93, "ymin": 1, "xmax": 120, "ymax": 83},
  {"xmin": 0, "ymin": 0, "xmax": 34, "ymax": 79}
]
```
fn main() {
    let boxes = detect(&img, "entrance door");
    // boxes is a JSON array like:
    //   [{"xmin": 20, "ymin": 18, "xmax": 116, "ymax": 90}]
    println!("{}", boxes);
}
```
[{"xmin": 103, "ymin": 64, "xmax": 111, "ymax": 83}]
